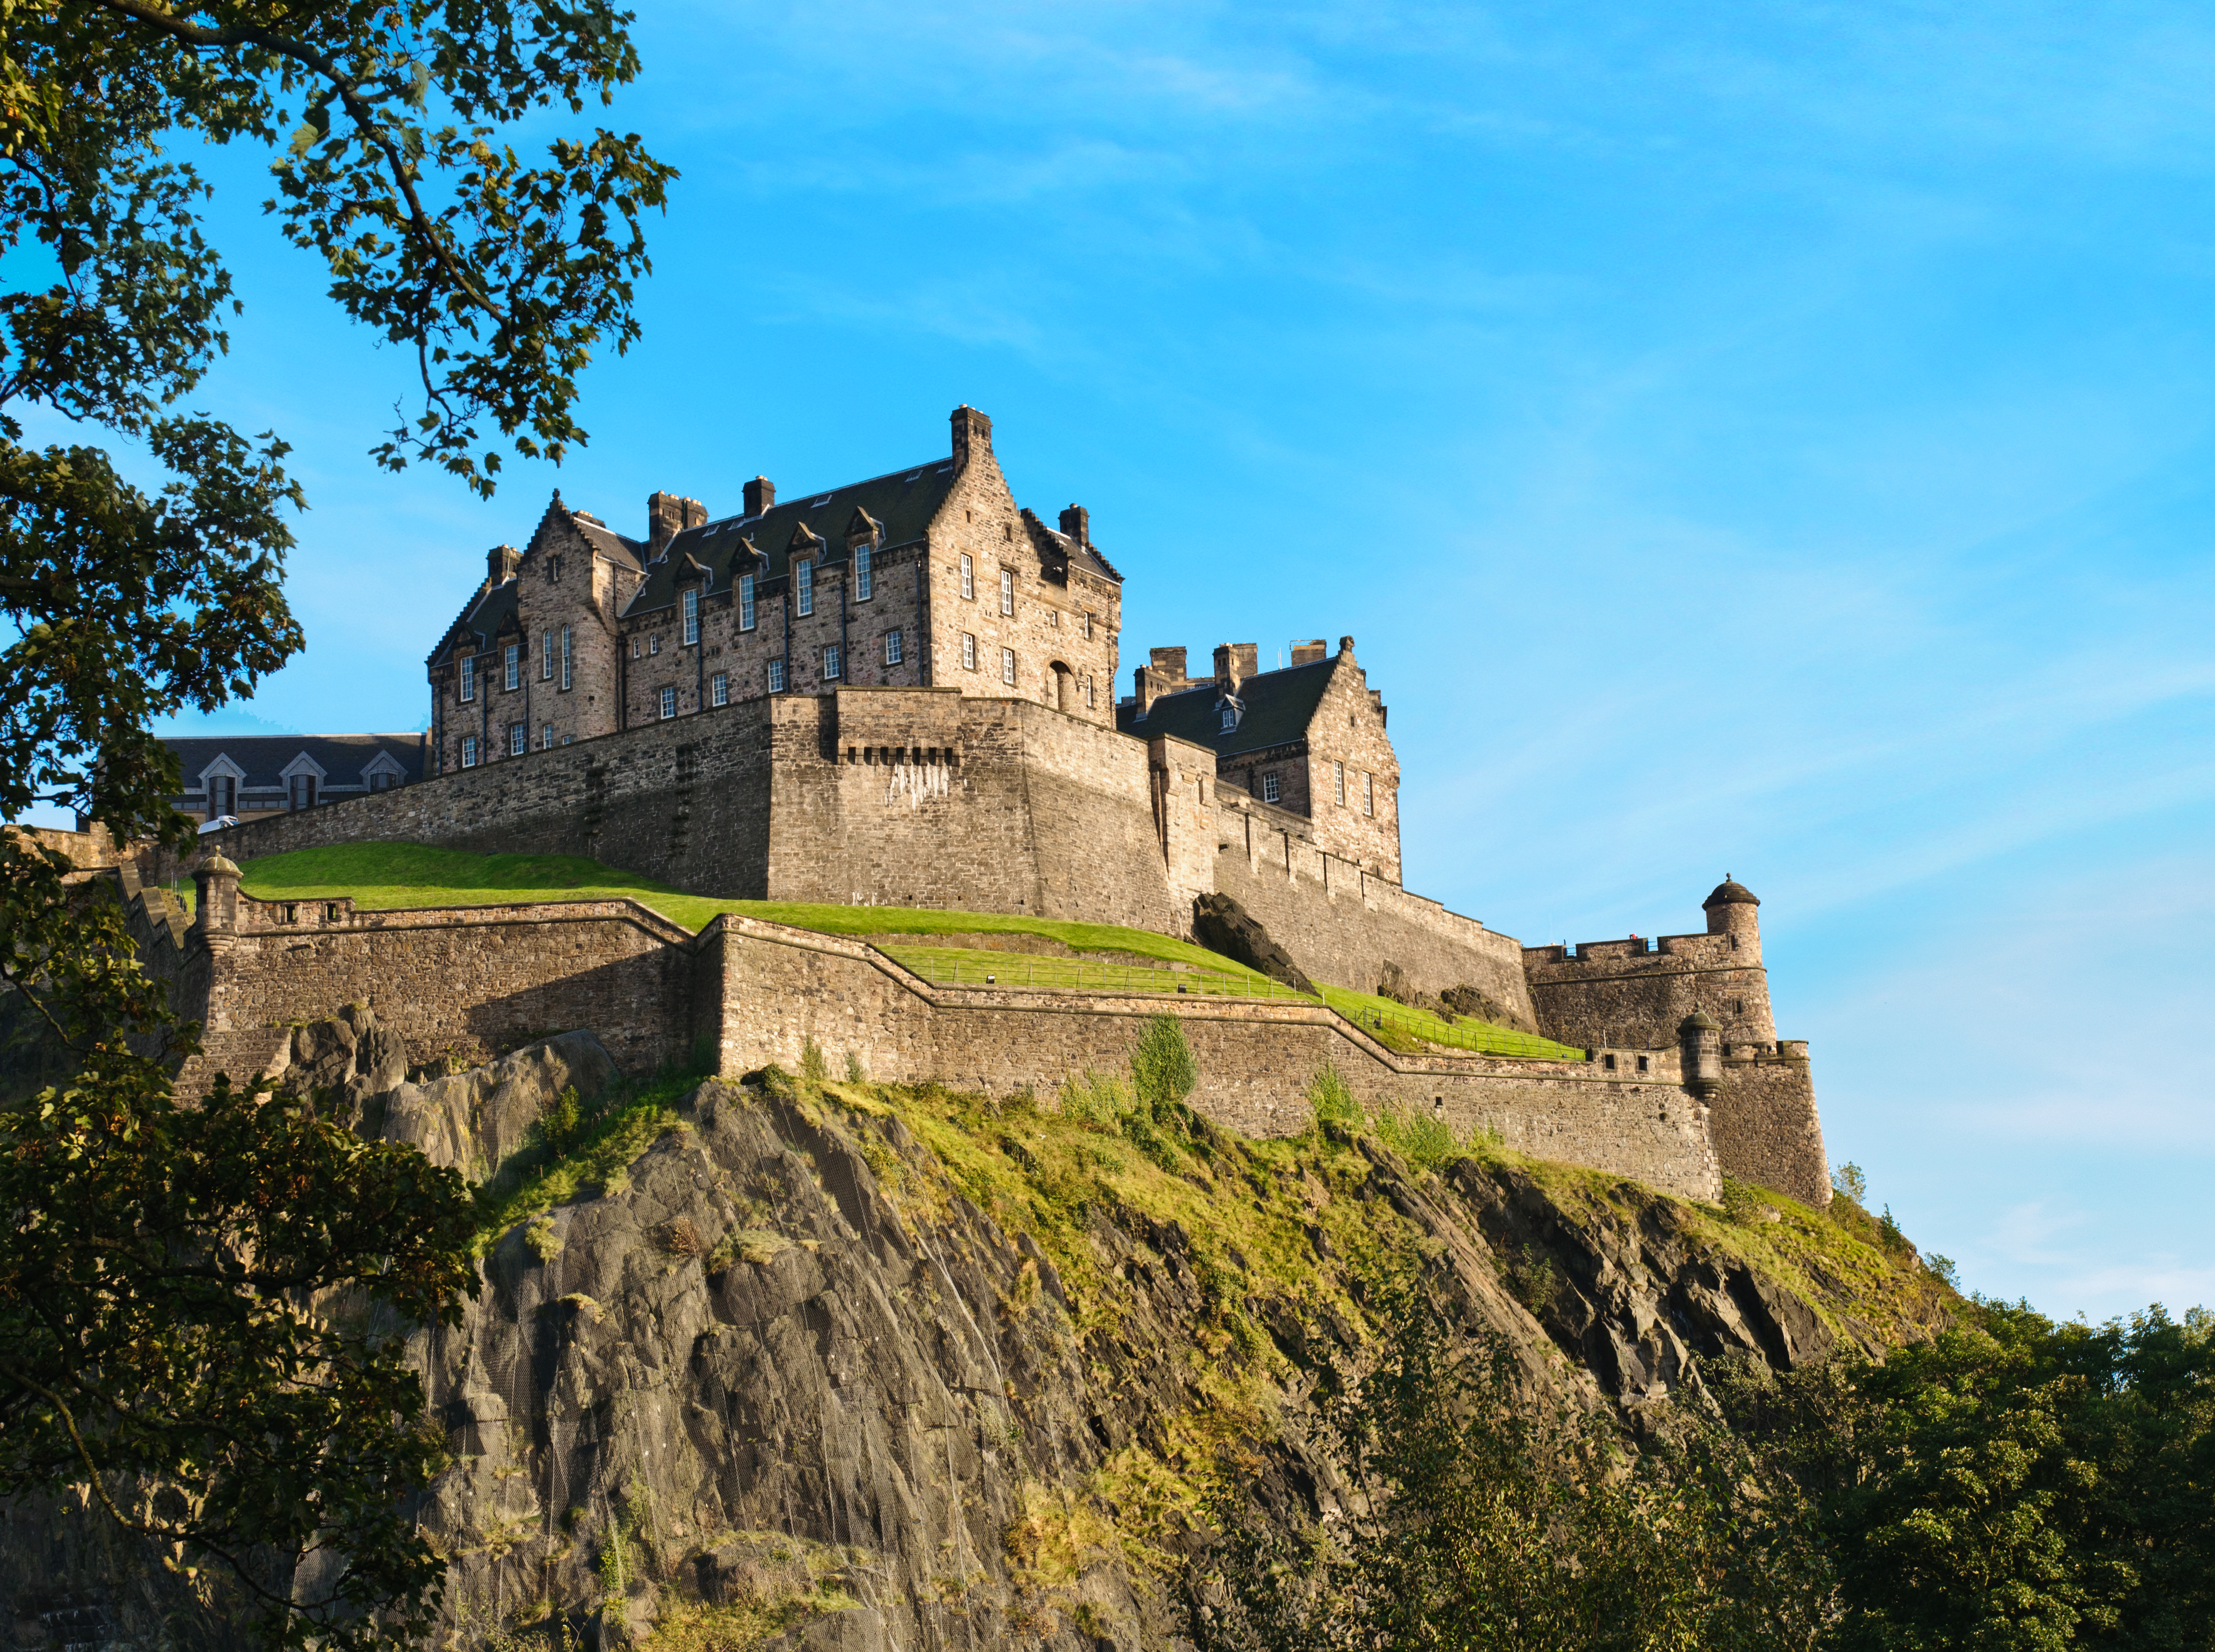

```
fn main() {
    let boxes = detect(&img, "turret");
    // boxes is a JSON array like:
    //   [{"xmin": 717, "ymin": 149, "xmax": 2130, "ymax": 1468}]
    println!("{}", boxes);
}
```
[
  {"xmin": 1702, "ymin": 875, "xmax": 1761, "ymax": 962},
  {"xmin": 194, "ymin": 851, "xmax": 240, "ymax": 937},
  {"xmin": 1678, "ymin": 1010, "xmax": 1721, "ymax": 1097}
]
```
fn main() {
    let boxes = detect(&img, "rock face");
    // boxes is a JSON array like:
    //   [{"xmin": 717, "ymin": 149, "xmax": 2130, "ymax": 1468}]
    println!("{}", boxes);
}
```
[
  {"xmin": 1190, "ymin": 893, "xmax": 1316, "ymax": 995},
  {"xmin": 0, "ymin": 1027, "xmax": 1950, "ymax": 1650}
]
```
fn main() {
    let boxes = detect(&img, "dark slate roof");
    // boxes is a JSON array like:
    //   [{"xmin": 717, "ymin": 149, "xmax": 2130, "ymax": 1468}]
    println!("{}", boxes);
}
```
[
  {"xmin": 624, "ymin": 459, "xmax": 962, "ymax": 617},
  {"xmin": 164, "ymin": 733, "xmax": 427, "ymax": 793},
  {"xmin": 428, "ymin": 576, "xmax": 522, "ymax": 666},
  {"xmin": 562, "ymin": 512, "xmax": 646, "ymax": 570},
  {"xmin": 1703, "ymin": 878, "xmax": 1759, "ymax": 908},
  {"xmin": 1029, "ymin": 515, "xmax": 1121, "ymax": 584},
  {"xmin": 1116, "ymin": 655, "xmax": 1337, "ymax": 759}
]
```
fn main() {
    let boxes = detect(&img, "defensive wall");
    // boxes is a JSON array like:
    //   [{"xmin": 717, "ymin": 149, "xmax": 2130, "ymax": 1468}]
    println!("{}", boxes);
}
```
[
  {"xmin": 204, "ymin": 686, "xmax": 1536, "ymax": 1009},
  {"xmin": 140, "ymin": 858, "xmax": 1722, "ymax": 1202}
]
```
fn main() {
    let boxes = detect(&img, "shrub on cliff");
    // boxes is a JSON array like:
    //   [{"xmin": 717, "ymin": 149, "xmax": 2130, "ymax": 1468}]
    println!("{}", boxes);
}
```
[{"xmin": 1131, "ymin": 1015, "xmax": 1199, "ymax": 1112}]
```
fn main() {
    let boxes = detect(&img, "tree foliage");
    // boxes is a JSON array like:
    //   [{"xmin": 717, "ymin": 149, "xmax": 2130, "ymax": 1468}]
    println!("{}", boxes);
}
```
[{"xmin": 0, "ymin": 2, "xmax": 674, "ymax": 1643}]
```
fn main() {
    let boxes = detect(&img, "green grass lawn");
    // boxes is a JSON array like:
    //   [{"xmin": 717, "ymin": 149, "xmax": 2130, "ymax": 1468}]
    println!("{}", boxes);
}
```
[{"xmin": 236, "ymin": 842, "xmax": 1564, "ymax": 1052}]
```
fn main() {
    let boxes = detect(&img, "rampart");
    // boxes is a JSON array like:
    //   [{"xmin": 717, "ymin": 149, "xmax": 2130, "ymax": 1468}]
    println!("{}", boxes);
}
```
[
  {"xmin": 202, "ymin": 687, "xmax": 1531, "ymax": 1010},
  {"xmin": 151, "ymin": 865, "xmax": 1722, "ymax": 1202},
  {"xmin": 1524, "ymin": 932, "xmax": 1776, "ymax": 1049}
]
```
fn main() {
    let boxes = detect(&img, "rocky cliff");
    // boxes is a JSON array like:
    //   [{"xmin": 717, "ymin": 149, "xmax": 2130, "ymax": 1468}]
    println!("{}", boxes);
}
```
[{"xmin": 2, "ymin": 1022, "xmax": 1951, "ymax": 1650}]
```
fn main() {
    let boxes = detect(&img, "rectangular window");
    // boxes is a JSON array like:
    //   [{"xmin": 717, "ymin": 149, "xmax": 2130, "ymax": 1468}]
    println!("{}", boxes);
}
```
[
  {"xmin": 796, "ymin": 558, "xmax": 813, "ymax": 617},
  {"xmin": 960, "ymin": 553, "xmax": 975, "ymax": 600},
  {"xmin": 659, "ymin": 684, "xmax": 677, "ymax": 720},
  {"xmin": 510, "ymin": 722, "xmax": 527, "ymax": 756},
  {"xmin": 542, "ymin": 628, "xmax": 553, "ymax": 679},
  {"xmin": 649, "ymin": 633, "xmax": 660, "ymax": 655},
  {"xmin": 683, "ymin": 588, "xmax": 699, "ymax": 646},
  {"xmin": 884, "ymin": 629, "xmax": 903, "ymax": 666},
  {"xmin": 1001, "ymin": 646, "xmax": 1016, "ymax": 686},
  {"xmin": 1082, "ymin": 611, "xmax": 1093, "ymax": 640},
  {"xmin": 461, "ymin": 736, "xmax": 478, "ymax": 768},
  {"xmin": 768, "ymin": 658, "xmax": 786, "ymax": 694},
  {"xmin": 962, "ymin": 632, "xmax": 977, "ymax": 671},
  {"xmin": 823, "ymin": 644, "xmax": 842, "ymax": 680},
  {"xmin": 541, "ymin": 723, "xmax": 553, "ymax": 750},
  {"xmin": 711, "ymin": 672, "xmax": 729, "ymax": 707},
  {"xmin": 855, "ymin": 543, "xmax": 872, "ymax": 601},
  {"xmin": 288, "ymin": 774, "xmax": 317, "ymax": 810},
  {"xmin": 459, "ymin": 657, "xmax": 475, "ymax": 702},
  {"xmin": 505, "ymin": 644, "xmax": 519, "ymax": 690},
  {"xmin": 208, "ymin": 775, "xmax": 236, "ymax": 816},
  {"xmin": 1084, "ymin": 674, "xmax": 1095, "ymax": 708},
  {"xmin": 1364, "ymin": 772, "xmax": 1374, "ymax": 816},
  {"xmin": 1335, "ymin": 760, "xmax": 1345, "ymax": 805},
  {"xmin": 561, "ymin": 624, "xmax": 573, "ymax": 690},
  {"xmin": 1262, "ymin": 772, "xmax": 1281, "ymax": 803},
  {"xmin": 739, "ymin": 573, "xmax": 756, "ymax": 631},
  {"xmin": 999, "ymin": 567, "xmax": 1014, "ymax": 615}
]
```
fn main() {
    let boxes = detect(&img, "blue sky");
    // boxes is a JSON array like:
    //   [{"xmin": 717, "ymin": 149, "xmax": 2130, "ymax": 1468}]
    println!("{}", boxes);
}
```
[{"xmin": 53, "ymin": 1, "xmax": 2215, "ymax": 1319}]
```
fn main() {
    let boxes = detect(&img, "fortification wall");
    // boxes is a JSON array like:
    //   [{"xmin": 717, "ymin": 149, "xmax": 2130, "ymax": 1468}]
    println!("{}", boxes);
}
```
[
  {"xmin": 209, "ymin": 700, "xmax": 779, "ymax": 897},
  {"xmin": 1210, "ymin": 799, "xmax": 1536, "ymax": 1020},
  {"xmin": 700, "ymin": 918, "xmax": 1717, "ymax": 1202},
  {"xmin": 1525, "ymin": 933, "xmax": 1777, "ymax": 1049},
  {"xmin": 1711, "ymin": 1048, "xmax": 1827, "ymax": 1208},
  {"xmin": 179, "ymin": 894, "xmax": 697, "ymax": 1085}
]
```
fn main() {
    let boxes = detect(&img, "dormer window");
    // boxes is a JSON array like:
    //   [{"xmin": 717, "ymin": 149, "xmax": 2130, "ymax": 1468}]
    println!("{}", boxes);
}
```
[
  {"xmin": 1220, "ymin": 703, "xmax": 1237, "ymax": 732},
  {"xmin": 683, "ymin": 588, "xmax": 699, "ymax": 646},
  {"xmin": 855, "ymin": 542, "xmax": 873, "ymax": 602},
  {"xmin": 796, "ymin": 558, "xmax": 814, "ymax": 617}
]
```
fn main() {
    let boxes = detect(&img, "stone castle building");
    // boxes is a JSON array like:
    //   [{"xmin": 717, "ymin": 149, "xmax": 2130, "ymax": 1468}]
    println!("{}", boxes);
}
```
[{"xmin": 169, "ymin": 407, "xmax": 1830, "ymax": 1208}]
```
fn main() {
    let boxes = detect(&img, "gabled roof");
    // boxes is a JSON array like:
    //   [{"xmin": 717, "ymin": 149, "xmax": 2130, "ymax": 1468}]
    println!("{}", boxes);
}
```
[
  {"xmin": 621, "ymin": 458, "xmax": 961, "ymax": 615},
  {"xmin": 164, "ymin": 734, "xmax": 427, "ymax": 793},
  {"xmin": 1026, "ymin": 513, "xmax": 1121, "ymax": 584},
  {"xmin": 1117, "ymin": 655, "xmax": 1338, "ymax": 758},
  {"xmin": 427, "ymin": 578, "xmax": 520, "ymax": 666}
]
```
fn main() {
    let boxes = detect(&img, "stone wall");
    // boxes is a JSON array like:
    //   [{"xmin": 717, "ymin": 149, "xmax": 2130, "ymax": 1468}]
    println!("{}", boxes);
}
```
[
  {"xmin": 1524, "ymin": 932, "xmax": 1778, "ymax": 1050},
  {"xmin": 179, "ymin": 891, "xmax": 699, "ymax": 1084},
  {"xmin": 1710, "ymin": 1048, "xmax": 1828, "ymax": 1208},
  {"xmin": 1210, "ymin": 798, "xmax": 1537, "ymax": 1021},
  {"xmin": 700, "ymin": 916, "xmax": 1720, "ymax": 1202}
]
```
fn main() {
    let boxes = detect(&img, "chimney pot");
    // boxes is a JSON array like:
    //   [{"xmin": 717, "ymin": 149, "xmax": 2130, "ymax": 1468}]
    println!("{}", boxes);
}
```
[{"xmin": 744, "ymin": 476, "xmax": 775, "ymax": 518}]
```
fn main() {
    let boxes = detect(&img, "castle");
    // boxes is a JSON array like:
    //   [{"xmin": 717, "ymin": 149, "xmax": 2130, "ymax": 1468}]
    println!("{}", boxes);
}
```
[{"xmin": 154, "ymin": 407, "xmax": 1827, "ymax": 1208}]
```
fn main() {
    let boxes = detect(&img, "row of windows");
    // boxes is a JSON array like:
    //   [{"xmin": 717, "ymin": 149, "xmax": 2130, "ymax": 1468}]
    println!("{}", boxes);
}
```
[
  {"xmin": 459, "ymin": 627, "xmax": 572, "ymax": 701},
  {"xmin": 1332, "ymin": 760, "xmax": 1377, "ymax": 816}
]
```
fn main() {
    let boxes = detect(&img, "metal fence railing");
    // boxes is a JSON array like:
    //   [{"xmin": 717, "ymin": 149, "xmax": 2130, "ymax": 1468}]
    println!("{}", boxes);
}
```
[{"xmin": 882, "ymin": 948, "xmax": 1314, "ymax": 1002}]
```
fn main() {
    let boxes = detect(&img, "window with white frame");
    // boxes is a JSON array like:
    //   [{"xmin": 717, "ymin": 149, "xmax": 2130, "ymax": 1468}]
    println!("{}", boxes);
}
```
[
  {"xmin": 999, "ymin": 567, "xmax": 1014, "ymax": 615},
  {"xmin": 459, "ymin": 656, "xmax": 475, "ymax": 702},
  {"xmin": 683, "ymin": 588, "xmax": 699, "ymax": 646},
  {"xmin": 560, "ymin": 624, "xmax": 572, "ymax": 689},
  {"xmin": 960, "ymin": 553, "xmax": 974, "ymax": 600},
  {"xmin": 541, "ymin": 723, "xmax": 553, "ymax": 750},
  {"xmin": 795, "ymin": 558, "xmax": 813, "ymax": 617},
  {"xmin": 739, "ymin": 573, "xmax": 755, "ymax": 631},
  {"xmin": 768, "ymin": 658, "xmax": 786, "ymax": 694},
  {"xmin": 461, "ymin": 736, "xmax": 478, "ymax": 767},
  {"xmin": 1334, "ymin": 760, "xmax": 1345, "ymax": 805},
  {"xmin": 649, "ymin": 633, "xmax": 660, "ymax": 655},
  {"xmin": 1364, "ymin": 772, "xmax": 1374, "ymax": 816},
  {"xmin": 504, "ymin": 643, "xmax": 519, "ymax": 690},
  {"xmin": 711, "ymin": 672, "xmax": 728, "ymax": 707},
  {"xmin": 1220, "ymin": 704, "xmax": 1236, "ymax": 731},
  {"xmin": 823, "ymin": 643, "xmax": 842, "ymax": 680},
  {"xmin": 855, "ymin": 542, "xmax": 873, "ymax": 601},
  {"xmin": 1262, "ymin": 773, "xmax": 1281, "ymax": 804},
  {"xmin": 659, "ymin": 685, "xmax": 677, "ymax": 720},
  {"xmin": 510, "ymin": 722, "xmax": 527, "ymax": 756},
  {"xmin": 961, "ymin": 632, "xmax": 977, "ymax": 671},
  {"xmin": 884, "ymin": 629, "xmax": 903, "ymax": 665},
  {"xmin": 542, "ymin": 628, "xmax": 554, "ymax": 679},
  {"xmin": 1001, "ymin": 646, "xmax": 1016, "ymax": 686}
]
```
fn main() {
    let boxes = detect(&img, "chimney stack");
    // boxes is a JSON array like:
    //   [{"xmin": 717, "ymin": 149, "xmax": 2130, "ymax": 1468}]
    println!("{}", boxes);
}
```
[
  {"xmin": 487, "ymin": 544, "xmax": 520, "ymax": 587},
  {"xmin": 950, "ymin": 405, "xmax": 993, "ymax": 469},
  {"xmin": 1213, "ymin": 642, "xmax": 1258, "ymax": 695},
  {"xmin": 647, "ymin": 491, "xmax": 692, "ymax": 557},
  {"xmin": 744, "ymin": 476, "xmax": 775, "ymax": 518},
  {"xmin": 1059, "ymin": 504, "xmax": 1090, "ymax": 544},
  {"xmin": 1290, "ymin": 638, "xmax": 1327, "ymax": 665}
]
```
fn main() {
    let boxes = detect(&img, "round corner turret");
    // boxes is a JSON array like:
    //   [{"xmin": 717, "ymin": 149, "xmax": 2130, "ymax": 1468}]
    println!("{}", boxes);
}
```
[
  {"xmin": 1677, "ymin": 1009, "xmax": 1722, "ymax": 1097},
  {"xmin": 1702, "ymin": 874, "xmax": 1762, "ymax": 952},
  {"xmin": 193, "ymin": 850, "xmax": 241, "ymax": 934}
]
